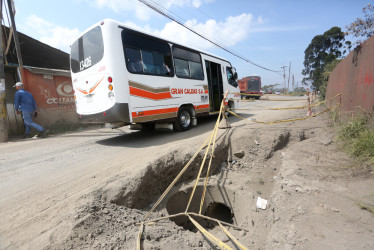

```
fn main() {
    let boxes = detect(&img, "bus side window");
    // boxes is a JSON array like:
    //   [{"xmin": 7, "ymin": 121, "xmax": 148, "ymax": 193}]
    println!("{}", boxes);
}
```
[
  {"xmin": 172, "ymin": 45, "xmax": 204, "ymax": 80},
  {"xmin": 126, "ymin": 48, "xmax": 143, "ymax": 73},
  {"xmin": 175, "ymin": 58, "xmax": 190, "ymax": 78},
  {"xmin": 142, "ymin": 51, "xmax": 155, "ymax": 74},
  {"xmin": 189, "ymin": 61, "xmax": 204, "ymax": 80},
  {"xmin": 226, "ymin": 66, "xmax": 238, "ymax": 87},
  {"xmin": 122, "ymin": 29, "xmax": 173, "ymax": 77},
  {"xmin": 153, "ymin": 53, "xmax": 166, "ymax": 75}
]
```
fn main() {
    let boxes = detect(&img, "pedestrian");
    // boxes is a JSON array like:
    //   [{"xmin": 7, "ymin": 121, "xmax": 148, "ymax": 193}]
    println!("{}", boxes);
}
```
[{"xmin": 14, "ymin": 82, "xmax": 48, "ymax": 138}]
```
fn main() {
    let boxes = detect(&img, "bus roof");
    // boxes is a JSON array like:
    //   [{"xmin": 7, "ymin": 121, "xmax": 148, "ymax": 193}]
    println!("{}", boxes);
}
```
[{"xmin": 71, "ymin": 19, "xmax": 230, "ymax": 65}]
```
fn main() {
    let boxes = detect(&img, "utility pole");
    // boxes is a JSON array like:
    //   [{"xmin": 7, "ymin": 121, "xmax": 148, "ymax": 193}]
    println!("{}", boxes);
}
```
[
  {"xmin": 292, "ymin": 74, "xmax": 295, "ymax": 91},
  {"xmin": 6, "ymin": 0, "xmax": 22, "ymax": 69},
  {"xmin": 0, "ymin": 0, "xmax": 9, "ymax": 142},
  {"xmin": 287, "ymin": 62, "xmax": 291, "ymax": 92},
  {"xmin": 280, "ymin": 65, "xmax": 287, "ymax": 93}
]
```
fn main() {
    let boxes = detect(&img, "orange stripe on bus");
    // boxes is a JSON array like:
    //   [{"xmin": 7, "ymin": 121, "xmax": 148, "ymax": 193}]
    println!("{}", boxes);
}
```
[
  {"xmin": 89, "ymin": 77, "xmax": 104, "ymax": 94},
  {"xmin": 196, "ymin": 104, "xmax": 209, "ymax": 109},
  {"xmin": 130, "ymin": 87, "xmax": 172, "ymax": 100},
  {"xmin": 76, "ymin": 88, "xmax": 88, "ymax": 95},
  {"xmin": 132, "ymin": 107, "xmax": 178, "ymax": 118}
]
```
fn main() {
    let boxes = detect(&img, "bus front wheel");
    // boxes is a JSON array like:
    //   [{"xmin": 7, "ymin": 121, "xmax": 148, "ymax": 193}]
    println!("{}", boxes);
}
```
[{"xmin": 174, "ymin": 107, "xmax": 192, "ymax": 131}]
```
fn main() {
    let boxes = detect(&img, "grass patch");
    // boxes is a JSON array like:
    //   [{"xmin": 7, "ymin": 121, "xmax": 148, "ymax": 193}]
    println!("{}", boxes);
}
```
[
  {"xmin": 358, "ymin": 202, "xmax": 374, "ymax": 215},
  {"xmin": 336, "ymin": 113, "xmax": 374, "ymax": 162}
]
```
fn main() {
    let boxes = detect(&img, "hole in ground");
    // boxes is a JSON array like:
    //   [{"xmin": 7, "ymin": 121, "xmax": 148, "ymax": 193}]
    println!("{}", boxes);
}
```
[
  {"xmin": 165, "ymin": 185, "xmax": 235, "ymax": 232},
  {"xmin": 206, "ymin": 202, "xmax": 233, "ymax": 225},
  {"xmin": 109, "ymin": 137, "xmax": 229, "ymax": 209}
]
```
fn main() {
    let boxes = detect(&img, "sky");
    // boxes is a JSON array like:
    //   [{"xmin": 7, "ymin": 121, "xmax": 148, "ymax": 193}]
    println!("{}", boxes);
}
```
[{"xmin": 4, "ymin": 0, "xmax": 373, "ymax": 89}]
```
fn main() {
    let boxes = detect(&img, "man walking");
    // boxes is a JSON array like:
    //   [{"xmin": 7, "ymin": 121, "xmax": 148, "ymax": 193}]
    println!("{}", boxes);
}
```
[{"xmin": 14, "ymin": 82, "xmax": 48, "ymax": 138}]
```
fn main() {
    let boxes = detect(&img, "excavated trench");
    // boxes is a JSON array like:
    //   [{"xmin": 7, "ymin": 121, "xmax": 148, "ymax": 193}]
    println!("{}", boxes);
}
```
[
  {"xmin": 108, "ymin": 128, "xmax": 313, "ymax": 227},
  {"xmin": 110, "ymin": 135, "xmax": 231, "ymax": 209},
  {"xmin": 64, "ymin": 128, "xmax": 319, "ymax": 249},
  {"xmin": 108, "ymin": 128, "xmax": 312, "ymax": 211}
]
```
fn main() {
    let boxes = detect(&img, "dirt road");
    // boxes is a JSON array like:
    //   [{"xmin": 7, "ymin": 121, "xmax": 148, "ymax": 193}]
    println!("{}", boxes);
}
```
[{"xmin": 1, "ymin": 95, "xmax": 373, "ymax": 249}]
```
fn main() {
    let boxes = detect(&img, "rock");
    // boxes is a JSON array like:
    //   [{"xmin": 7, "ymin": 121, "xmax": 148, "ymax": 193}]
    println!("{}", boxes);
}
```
[
  {"xmin": 321, "ymin": 138, "xmax": 333, "ymax": 146},
  {"xmin": 240, "ymin": 231, "xmax": 246, "ymax": 237},
  {"xmin": 234, "ymin": 150, "xmax": 245, "ymax": 158},
  {"xmin": 331, "ymin": 207, "xmax": 340, "ymax": 212},
  {"xmin": 217, "ymin": 231, "xmax": 230, "ymax": 242},
  {"xmin": 102, "ymin": 208, "xmax": 109, "ymax": 214},
  {"xmin": 297, "ymin": 206, "xmax": 304, "ymax": 215},
  {"xmin": 124, "ymin": 221, "xmax": 132, "ymax": 227}
]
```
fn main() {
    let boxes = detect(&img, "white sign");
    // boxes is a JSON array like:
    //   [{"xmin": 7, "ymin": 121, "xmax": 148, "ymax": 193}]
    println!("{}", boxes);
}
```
[
  {"xmin": 0, "ymin": 81, "xmax": 5, "ymax": 92},
  {"xmin": 44, "ymin": 75, "xmax": 53, "ymax": 80}
]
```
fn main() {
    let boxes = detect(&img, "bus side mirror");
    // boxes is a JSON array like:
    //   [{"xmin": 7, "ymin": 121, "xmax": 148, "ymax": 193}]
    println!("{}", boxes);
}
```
[
  {"xmin": 229, "ymin": 67, "xmax": 238, "ymax": 87},
  {"xmin": 232, "ymin": 81, "xmax": 238, "ymax": 88}
]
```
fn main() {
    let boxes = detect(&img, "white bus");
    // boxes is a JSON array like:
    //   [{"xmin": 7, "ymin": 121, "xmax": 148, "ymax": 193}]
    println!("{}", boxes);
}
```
[{"xmin": 70, "ymin": 19, "xmax": 239, "ymax": 131}]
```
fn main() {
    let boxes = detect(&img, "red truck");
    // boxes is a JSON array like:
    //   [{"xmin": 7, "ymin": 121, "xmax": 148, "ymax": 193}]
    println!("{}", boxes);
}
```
[{"xmin": 238, "ymin": 76, "xmax": 262, "ymax": 99}]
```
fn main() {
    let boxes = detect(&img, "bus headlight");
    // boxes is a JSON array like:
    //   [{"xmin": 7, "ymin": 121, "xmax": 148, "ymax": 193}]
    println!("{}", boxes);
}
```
[{"xmin": 108, "ymin": 92, "xmax": 114, "ymax": 100}]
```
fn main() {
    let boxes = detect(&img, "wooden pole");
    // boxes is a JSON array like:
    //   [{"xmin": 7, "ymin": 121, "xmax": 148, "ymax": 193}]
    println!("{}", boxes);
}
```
[{"xmin": 0, "ymin": 0, "xmax": 9, "ymax": 142}]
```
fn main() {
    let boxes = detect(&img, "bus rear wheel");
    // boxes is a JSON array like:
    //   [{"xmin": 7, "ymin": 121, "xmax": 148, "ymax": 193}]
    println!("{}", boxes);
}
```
[{"xmin": 174, "ymin": 107, "xmax": 192, "ymax": 131}]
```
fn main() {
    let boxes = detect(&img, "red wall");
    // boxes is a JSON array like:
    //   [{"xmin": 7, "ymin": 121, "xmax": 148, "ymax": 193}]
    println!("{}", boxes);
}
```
[
  {"xmin": 22, "ymin": 69, "xmax": 78, "ymax": 126},
  {"xmin": 326, "ymin": 36, "xmax": 374, "ymax": 113}
]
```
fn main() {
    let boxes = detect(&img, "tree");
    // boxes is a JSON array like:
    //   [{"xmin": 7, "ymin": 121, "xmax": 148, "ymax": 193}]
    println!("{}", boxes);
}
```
[
  {"xmin": 346, "ymin": 3, "xmax": 374, "ymax": 46},
  {"xmin": 293, "ymin": 87, "xmax": 307, "ymax": 94},
  {"xmin": 302, "ymin": 27, "xmax": 348, "ymax": 90},
  {"xmin": 262, "ymin": 84, "xmax": 279, "ymax": 93},
  {"xmin": 319, "ymin": 59, "xmax": 342, "ymax": 100}
]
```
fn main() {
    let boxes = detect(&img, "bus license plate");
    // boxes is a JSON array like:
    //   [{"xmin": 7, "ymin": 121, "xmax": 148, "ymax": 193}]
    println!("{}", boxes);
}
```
[{"xmin": 85, "ymin": 94, "xmax": 94, "ymax": 103}]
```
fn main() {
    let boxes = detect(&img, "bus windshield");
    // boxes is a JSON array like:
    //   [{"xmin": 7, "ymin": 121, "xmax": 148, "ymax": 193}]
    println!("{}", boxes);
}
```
[{"xmin": 70, "ymin": 26, "xmax": 104, "ymax": 73}]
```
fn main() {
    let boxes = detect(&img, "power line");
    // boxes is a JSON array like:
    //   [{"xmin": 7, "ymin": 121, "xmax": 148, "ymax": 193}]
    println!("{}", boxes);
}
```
[
  {"xmin": 192, "ymin": 5, "xmax": 283, "ymax": 71},
  {"xmin": 137, "ymin": 0, "xmax": 281, "ymax": 73}
]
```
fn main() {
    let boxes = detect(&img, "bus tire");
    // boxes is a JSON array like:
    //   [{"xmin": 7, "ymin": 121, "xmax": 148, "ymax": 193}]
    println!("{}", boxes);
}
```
[{"xmin": 174, "ymin": 106, "xmax": 192, "ymax": 131}]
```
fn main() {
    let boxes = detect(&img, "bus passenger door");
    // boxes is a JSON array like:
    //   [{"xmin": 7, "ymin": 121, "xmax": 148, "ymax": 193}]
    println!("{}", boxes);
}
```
[{"xmin": 205, "ymin": 60, "xmax": 224, "ymax": 112}]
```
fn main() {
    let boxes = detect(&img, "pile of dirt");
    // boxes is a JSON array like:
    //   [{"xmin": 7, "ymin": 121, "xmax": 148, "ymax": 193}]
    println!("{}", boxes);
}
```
[{"xmin": 52, "ymin": 110, "xmax": 374, "ymax": 249}]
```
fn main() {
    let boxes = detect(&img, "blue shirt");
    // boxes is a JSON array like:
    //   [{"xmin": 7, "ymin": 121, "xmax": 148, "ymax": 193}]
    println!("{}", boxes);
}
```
[{"xmin": 14, "ymin": 89, "xmax": 38, "ymax": 113}]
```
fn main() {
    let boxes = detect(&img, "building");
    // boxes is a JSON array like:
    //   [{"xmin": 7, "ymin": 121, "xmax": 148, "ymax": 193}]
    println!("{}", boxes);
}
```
[{"xmin": 2, "ymin": 25, "xmax": 78, "ymax": 136}]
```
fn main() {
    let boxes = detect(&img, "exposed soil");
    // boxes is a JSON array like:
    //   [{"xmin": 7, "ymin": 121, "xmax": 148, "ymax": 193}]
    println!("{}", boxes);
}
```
[
  {"xmin": 48, "ymin": 106, "xmax": 374, "ymax": 249},
  {"xmin": 1, "ymin": 97, "xmax": 373, "ymax": 249}
]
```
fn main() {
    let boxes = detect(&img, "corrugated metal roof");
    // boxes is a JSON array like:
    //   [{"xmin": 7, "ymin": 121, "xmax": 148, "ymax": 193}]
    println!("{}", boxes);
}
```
[
  {"xmin": 24, "ymin": 66, "xmax": 70, "ymax": 77},
  {"xmin": 2, "ymin": 25, "xmax": 70, "ymax": 70}
]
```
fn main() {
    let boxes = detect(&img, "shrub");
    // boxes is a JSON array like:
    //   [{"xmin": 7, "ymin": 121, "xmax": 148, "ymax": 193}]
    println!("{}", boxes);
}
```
[
  {"xmin": 336, "ymin": 113, "xmax": 374, "ymax": 162},
  {"xmin": 350, "ymin": 129, "xmax": 374, "ymax": 158}
]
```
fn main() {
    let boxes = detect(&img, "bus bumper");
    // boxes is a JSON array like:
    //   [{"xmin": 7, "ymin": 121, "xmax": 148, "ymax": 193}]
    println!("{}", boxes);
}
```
[{"xmin": 78, "ymin": 103, "xmax": 131, "ymax": 124}]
